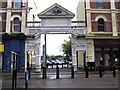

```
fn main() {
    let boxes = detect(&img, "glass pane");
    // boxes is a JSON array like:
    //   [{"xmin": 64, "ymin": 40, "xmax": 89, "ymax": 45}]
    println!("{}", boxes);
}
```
[
  {"xmin": 14, "ymin": 26, "xmax": 20, "ymax": 32},
  {"xmin": 14, "ymin": 18, "xmax": 20, "ymax": 24},
  {"xmin": 98, "ymin": 18, "xmax": 104, "ymax": 31},
  {"xmin": 14, "ymin": 0, "xmax": 21, "ymax": 9},
  {"xmin": 96, "ymin": 0, "xmax": 104, "ymax": 9}
]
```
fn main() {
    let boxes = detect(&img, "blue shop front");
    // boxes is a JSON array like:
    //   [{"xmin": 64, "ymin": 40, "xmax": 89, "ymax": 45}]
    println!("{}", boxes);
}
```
[{"xmin": 2, "ymin": 33, "xmax": 26, "ymax": 72}]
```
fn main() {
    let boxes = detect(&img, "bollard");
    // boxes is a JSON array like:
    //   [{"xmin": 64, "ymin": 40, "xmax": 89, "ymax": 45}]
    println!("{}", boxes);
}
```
[
  {"xmin": 14, "ymin": 69, "xmax": 17, "ymax": 88},
  {"xmin": 25, "ymin": 71, "xmax": 28, "ymax": 89},
  {"xmin": 56, "ymin": 64, "xmax": 59, "ymax": 79},
  {"xmin": 62, "ymin": 63, "xmax": 63, "ymax": 68},
  {"xmin": 52, "ymin": 64, "xmax": 53, "ymax": 68},
  {"xmin": 28, "ymin": 67, "xmax": 31, "ymax": 79},
  {"xmin": 85, "ymin": 66, "xmax": 89, "ymax": 78},
  {"xmin": 12, "ymin": 70, "xmax": 15, "ymax": 90},
  {"xmin": 12, "ymin": 69, "xmax": 17, "ymax": 90},
  {"xmin": 42, "ymin": 66, "xmax": 47, "ymax": 79},
  {"xmin": 46, "ymin": 64, "xmax": 48, "ymax": 68},
  {"xmin": 99, "ymin": 65, "xmax": 103, "ymax": 78},
  {"xmin": 113, "ymin": 65, "xmax": 116, "ymax": 77},
  {"xmin": 71, "ymin": 66, "xmax": 74, "ymax": 78}
]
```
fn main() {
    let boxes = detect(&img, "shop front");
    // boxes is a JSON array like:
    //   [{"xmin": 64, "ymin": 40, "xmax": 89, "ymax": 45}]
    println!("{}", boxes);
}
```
[
  {"xmin": 94, "ymin": 39, "xmax": 120, "ymax": 69},
  {"xmin": 2, "ymin": 33, "xmax": 26, "ymax": 72}
]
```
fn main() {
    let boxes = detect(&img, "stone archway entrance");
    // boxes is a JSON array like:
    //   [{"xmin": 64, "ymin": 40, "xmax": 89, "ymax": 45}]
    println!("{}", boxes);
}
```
[{"xmin": 26, "ymin": 3, "xmax": 86, "ymax": 71}]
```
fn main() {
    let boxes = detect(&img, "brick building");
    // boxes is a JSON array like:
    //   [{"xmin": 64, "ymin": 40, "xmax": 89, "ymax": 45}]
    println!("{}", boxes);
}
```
[
  {"xmin": 0, "ymin": 0, "xmax": 38, "ymax": 72},
  {"xmin": 77, "ymin": 0, "xmax": 120, "ymax": 68}
]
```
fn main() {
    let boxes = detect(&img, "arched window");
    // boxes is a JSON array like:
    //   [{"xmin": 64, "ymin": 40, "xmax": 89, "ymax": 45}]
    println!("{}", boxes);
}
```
[
  {"xmin": 13, "ymin": 18, "xmax": 20, "ymax": 32},
  {"xmin": 98, "ymin": 18, "xmax": 105, "ymax": 31}
]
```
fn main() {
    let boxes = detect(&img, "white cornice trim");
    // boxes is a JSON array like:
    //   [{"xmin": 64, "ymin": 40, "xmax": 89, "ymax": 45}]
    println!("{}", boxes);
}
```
[
  {"xmin": 86, "ymin": 9, "xmax": 120, "ymax": 13},
  {"xmin": 10, "ymin": 15, "xmax": 22, "ymax": 21},
  {"xmin": 95, "ymin": 15, "xmax": 108, "ymax": 21}
]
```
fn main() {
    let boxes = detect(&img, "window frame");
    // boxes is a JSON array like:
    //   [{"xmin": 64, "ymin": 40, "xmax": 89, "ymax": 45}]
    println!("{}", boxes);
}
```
[
  {"xmin": 96, "ymin": 0, "xmax": 104, "ymax": 9},
  {"xmin": 12, "ymin": 17, "xmax": 21, "ymax": 32},
  {"xmin": 98, "ymin": 18, "xmax": 105, "ymax": 32},
  {"xmin": 14, "ymin": 0, "xmax": 21, "ymax": 9}
]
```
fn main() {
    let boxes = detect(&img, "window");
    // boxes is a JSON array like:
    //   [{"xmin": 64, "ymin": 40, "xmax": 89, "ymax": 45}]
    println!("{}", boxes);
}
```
[
  {"xmin": 98, "ymin": 18, "xmax": 105, "ymax": 31},
  {"xmin": 14, "ymin": 0, "xmax": 21, "ymax": 9},
  {"xmin": 13, "ymin": 18, "xmax": 20, "ymax": 32},
  {"xmin": 96, "ymin": 0, "xmax": 104, "ymax": 9}
]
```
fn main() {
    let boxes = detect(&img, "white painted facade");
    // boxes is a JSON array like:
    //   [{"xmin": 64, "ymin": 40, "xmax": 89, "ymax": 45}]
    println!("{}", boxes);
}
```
[
  {"xmin": 27, "ymin": 0, "xmax": 39, "ymax": 21},
  {"xmin": 26, "ymin": 3, "xmax": 87, "ymax": 71}
]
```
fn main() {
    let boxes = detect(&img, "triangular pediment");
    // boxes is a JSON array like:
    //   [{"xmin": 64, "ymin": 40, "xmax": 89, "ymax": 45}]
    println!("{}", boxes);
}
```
[{"xmin": 38, "ymin": 3, "xmax": 75, "ymax": 18}]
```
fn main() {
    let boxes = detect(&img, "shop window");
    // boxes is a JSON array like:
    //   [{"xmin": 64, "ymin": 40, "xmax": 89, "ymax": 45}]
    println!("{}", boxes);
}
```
[
  {"xmin": 96, "ymin": 0, "xmax": 104, "ymax": 9},
  {"xmin": 14, "ymin": 0, "xmax": 21, "ymax": 9},
  {"xmin": 13, "ymin": 18, "xmax": 20, "ymax": 32},
  {"xmin": 98, "ymin": 18, "xmax": 105, "ymax": 31}
]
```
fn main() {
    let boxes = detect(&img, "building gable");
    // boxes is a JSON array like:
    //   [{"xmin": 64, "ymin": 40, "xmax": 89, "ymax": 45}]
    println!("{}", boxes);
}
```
[{"xmin": 38, "ymin": 3, "xmax": 75, "ymax": 18}]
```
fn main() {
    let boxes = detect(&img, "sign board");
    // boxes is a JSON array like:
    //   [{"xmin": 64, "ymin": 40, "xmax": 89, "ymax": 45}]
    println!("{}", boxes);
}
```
[
  {"xmin": 0, "ymin": 45, "xmax": 4, "ymax": 52},
  {"xmin": 26, "ymin": 44, "xmax": 36, "ymax": 50}
]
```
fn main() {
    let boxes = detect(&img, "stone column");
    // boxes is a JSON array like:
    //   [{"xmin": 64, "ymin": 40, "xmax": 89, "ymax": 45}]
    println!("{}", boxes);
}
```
[
  {"xmin": 35, "ymin": 37, "xmax": 41, "ymax": 72},
  {"xmin": 71, "ymin": 35, "xmax": 77, "ymax": 71}
]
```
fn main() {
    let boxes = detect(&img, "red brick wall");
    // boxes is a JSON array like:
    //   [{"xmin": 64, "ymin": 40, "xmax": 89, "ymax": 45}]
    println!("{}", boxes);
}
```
[
  {"xmin": 90, "ymin": 2, "xmax": 110, "ymax": 9},
  {"xmin": 94, "ymin": 39, "xmax": 120, "ymax": 46},
  {"xmin": 2, "ymin": 13, "xmax": 6, "ymax": 32},
  {"xmin": 105, "ymin": 22, "xmax": 112, "ymax": 32},
  {"xmin": 2, "ymin": 2, "xmax": 7, "ymax": 8},
  {"xmin": 90, "ymin": 2, "xmax": 96, "ymax": 9},
  {"xmin": 91, "ymin": 13, "xmax": 112, "ymax": 32},
  {"xmin": 91, "ymin": 22, "xmax": 112, "ymax": 32},
  {"xmin": 91, "ymin": 13, "xmax": 111, "ymax": 20},
  {"xmin": 103, "ymin": 2, "xmax": 110, "ymax": 9},
  {"xmin": 91, "ymin": 22, "xmax": 98, "ymax": 32},
  {"xmin": 116, "ymin": 13, "xmax": 120, "ymax": 32},
  {"xmin": 115, "ymin": 1, "xmax": 120, "ymax": 9}
]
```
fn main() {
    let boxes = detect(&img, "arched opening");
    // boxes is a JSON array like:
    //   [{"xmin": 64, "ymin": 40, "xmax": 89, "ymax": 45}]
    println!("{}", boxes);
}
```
[
  {"xmin": 98, "ymin": 18, "xmax": 105, "ymax": 32},
  {"xmin": 13, "ymin": 17, "xmax": 21, "ymax": 32}
]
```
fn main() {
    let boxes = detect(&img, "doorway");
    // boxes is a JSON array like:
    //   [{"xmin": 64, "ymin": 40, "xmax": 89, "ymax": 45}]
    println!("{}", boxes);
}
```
[{"xmin": 76, "ymin": 50, "xmax": 86, "ymax": 69}]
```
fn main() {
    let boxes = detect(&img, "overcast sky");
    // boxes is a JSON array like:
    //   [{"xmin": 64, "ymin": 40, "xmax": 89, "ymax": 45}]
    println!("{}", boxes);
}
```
[{"xmin": 34, "ymin": 0, "xmax": 79, "ymax": 56}]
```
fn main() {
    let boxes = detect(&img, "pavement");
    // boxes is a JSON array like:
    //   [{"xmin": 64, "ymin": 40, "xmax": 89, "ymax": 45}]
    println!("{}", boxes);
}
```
[{"xmin": 1, "ymin": 69, "xmax": 120, "ymax": 90}]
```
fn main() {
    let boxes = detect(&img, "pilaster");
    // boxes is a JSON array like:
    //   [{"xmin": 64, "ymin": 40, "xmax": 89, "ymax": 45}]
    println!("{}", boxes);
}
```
[
  {"xmin": 86, "ymin": 39, "xmax": 94, "ymax": 62},
  {"xmin": 110, "ymin": 0, "xmax": 117, "ymax": 36},
  {"xmin": 71, "ymin": 35, "xmax": 77, "ymax": 71},
  {"xmin": 35, "ymin": 37, "xmax": 41, "ymax": 71},
  {"xmin": 86, "ymin": 0, "xmax": 92, "ymax": 34},
  {"xmin": 6, "ymin": 0, "xmax": 12, "ymax": 33},
  {"xmin": 21, "ymin": 9, "xmax": 26, "ymax": 33},
  {"xmin": 110, "ymin": 0, "xmax": 115, "ymax": 9}
]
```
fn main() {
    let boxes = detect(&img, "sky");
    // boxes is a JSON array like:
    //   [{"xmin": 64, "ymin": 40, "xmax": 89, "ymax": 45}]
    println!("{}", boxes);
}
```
[{"xmin": 34, "ymin": 0, "xmax": 79, "ymax": 56}]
